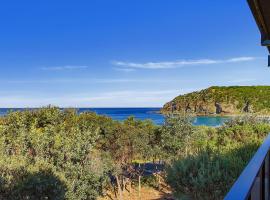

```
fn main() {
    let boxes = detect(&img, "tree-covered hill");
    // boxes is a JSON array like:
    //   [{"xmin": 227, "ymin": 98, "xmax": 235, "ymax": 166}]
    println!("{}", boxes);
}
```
[{"xmin": 162, "ymin": 86, "xmax": 270, "ymax": 115}]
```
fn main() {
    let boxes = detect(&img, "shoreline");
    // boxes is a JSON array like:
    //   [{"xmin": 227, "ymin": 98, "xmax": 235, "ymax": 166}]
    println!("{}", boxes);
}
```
[{"xmin": 159, "ymin": 110, "xmax": 270, "ymax": 118}]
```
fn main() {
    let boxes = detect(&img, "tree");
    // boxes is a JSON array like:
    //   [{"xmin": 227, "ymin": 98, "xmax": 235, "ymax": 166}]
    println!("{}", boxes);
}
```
[{"xmin": 160, "ymin": 114, "xmax": 194, "ymax": 159}]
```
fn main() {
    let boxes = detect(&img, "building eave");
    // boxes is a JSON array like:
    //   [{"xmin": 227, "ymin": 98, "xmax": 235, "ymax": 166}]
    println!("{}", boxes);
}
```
[{"xmin": 248, "ymin": 0, "xmax": 270, "ymax": 53}]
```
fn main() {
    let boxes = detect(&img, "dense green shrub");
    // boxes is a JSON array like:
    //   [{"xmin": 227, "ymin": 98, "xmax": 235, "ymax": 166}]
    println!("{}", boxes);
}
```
[
  {"xmin": 1, "ymin": 107, "xmax": 269, "ymax": 200},
  {"xmin": 0, "ymin": 107, "xmax": 115, "ymax": 199},
  {"xmin": 12, "ymin": 170, "xmax": 66, "ymax": 200},
  {"xmin": 165, "ymin": 116, "xmax": 270, "ymax": 199},
  {"xmin": 0, "ymin": 156, "xmax": 66, "ymax": 200},
  {"xmin": 0, "ymin": 107, "xmax": 158, "ymax": 199},
  {"xmin": 160, "ymin": 114, "xmax": 195, "ymax": 158}
]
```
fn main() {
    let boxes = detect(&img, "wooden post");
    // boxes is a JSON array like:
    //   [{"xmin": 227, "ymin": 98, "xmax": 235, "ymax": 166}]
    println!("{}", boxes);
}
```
[
  {"xmin": 138, "ymin": 175, "xmax": 141, "ymax": 200},
  {"xmin": 116, "ymin": 176, "xmax": 123, "ymax": 200},
  {"xmin": 158, "ymin": 173, "xmax": 161, "ymax": 191},
  {"xmin": 129, "ymin": 180, "xmax": 132, "ymax": 200}
]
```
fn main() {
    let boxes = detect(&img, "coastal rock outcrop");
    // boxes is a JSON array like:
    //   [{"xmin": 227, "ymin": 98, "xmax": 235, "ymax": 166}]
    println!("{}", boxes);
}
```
[
  {"xmin": 162, "ymin": 86, "xmax": 270, "ymax": 115},
  {"xmin": 215, "ymin": 102, "xmax": 222, "ymax": 114},
  {"xmin": 243, "ymin": 101, "xmax": 250, "ymax": 113}
]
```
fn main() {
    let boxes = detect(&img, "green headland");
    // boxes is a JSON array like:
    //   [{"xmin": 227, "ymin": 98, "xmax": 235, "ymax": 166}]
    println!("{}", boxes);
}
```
[{"xmin": 162, "ymin": 86, "xmax": 270, "ymax": 116}]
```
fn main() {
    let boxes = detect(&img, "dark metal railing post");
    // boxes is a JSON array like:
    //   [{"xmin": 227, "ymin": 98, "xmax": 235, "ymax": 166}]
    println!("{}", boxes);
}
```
[
  {"xmin": 261, "ymin": 161, "xmax": 265, "ymax": 200},
  {"xmin": 250, "ymin": 169, "xmax": 261, "ymax": 199},
  {"xmin": 265, "ymin": 152, "xmax": 270, "ymax": 200}
]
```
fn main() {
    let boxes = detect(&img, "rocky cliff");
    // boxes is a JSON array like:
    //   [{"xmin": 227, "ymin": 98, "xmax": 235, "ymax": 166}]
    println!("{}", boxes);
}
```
[{"xmin": 162, "ymin": 86, "xmax": 270, "ymax": 115}]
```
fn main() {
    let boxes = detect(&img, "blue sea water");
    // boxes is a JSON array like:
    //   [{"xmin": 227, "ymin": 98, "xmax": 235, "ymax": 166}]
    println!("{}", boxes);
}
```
[{"xmin": 0, "ymin": 108, "xmax": 229, "ymax": 127}]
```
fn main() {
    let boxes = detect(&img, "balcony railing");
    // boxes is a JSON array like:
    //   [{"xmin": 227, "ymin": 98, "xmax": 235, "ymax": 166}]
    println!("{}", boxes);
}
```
[{"xmin": 225, "ymin": 134, "xmax": 270, "ymax": 200}]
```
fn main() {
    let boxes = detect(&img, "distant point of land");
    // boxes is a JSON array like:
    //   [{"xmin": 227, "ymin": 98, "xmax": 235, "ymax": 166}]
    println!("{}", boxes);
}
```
[{"xmin": 162, "ymin": 86, "xmax": 270, "ymax": 116}]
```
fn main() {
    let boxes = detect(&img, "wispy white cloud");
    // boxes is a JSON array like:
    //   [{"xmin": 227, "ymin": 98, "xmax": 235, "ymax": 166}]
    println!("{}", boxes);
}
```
[
  {"xmin": 113, "ymin": 68, "xmax": 136, "ymax": 72},
  {"xmin": 226, "ymin": 57, "xmax": 257, "ymax": 62},
  {"xmin": 112, "ymin": 56, "xmax": 259, "ymax": 70},
  {"xmin": 41, "ymin": 65, "xmax": 89, "ymax": 71}
]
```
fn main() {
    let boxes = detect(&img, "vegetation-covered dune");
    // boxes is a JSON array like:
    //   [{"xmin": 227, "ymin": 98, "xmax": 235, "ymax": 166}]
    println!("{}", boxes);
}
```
[
  {"xmin": 0, "ymin": 107, "xmax": 270, "ymax": 199},
  {"xmin": 162, "ymin": 86, "xmax": 270, "ymax": 115}
]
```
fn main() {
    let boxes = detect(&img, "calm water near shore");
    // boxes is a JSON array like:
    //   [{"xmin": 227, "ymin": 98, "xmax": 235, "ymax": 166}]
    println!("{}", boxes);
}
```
[{"xmin": 0, "ymin": 108, "xmax": 230, "ymax": 126}]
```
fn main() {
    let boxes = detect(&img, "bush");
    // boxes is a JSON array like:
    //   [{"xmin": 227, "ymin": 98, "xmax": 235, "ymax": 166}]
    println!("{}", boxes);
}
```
[
  {"xmin": 0, "ymin": 107, "xmax": 158, "ymax": 199},
  {"xmin": 165, "ymin": 116, "xmax": 270, "ymax": 199},
  {"xmin": 0, "ymin": 156, "xmax": 66, "ymax": 200},
  {"xmin": 12, "ymin": 170, "xmax": 66, "ymax": 200},
  {"xmin": 0, "ymin": 107, "xmax": 112, "ymax": 200}
]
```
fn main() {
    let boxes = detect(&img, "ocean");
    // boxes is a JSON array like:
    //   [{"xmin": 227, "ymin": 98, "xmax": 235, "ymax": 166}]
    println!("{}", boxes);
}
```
[{"xmin": 0, "ymin": 107, "xmax": 229, "ymax": 127}]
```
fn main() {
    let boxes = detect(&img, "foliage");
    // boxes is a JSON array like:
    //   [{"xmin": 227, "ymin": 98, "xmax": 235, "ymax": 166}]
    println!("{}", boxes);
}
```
[
  {"xmin": 163, "ymin": 86, "xmax": 270, "ymax": 114},
  {"xmin": 0, "ymin": 107, "xmax": 110, "ymax": 199},
  {"xmin": 1, "ymin": 106, "xmax": 269, "ymax": 200},
  {"xmin": 160, "ymin": 114, "xmax": 194, "ymax": 158},
  {"xmin": 0, "ymin": 107, "xmax": 158, "ymax": 199},
  {"xmin": 166, "ymin": 116, "xmax": 270, "ymax": 199}
]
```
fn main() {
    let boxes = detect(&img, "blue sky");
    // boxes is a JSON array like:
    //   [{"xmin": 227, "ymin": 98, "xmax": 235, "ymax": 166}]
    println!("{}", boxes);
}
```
[{"xmin": 0, "ymin": 0, "xmax": 269, "ymax": 107}]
